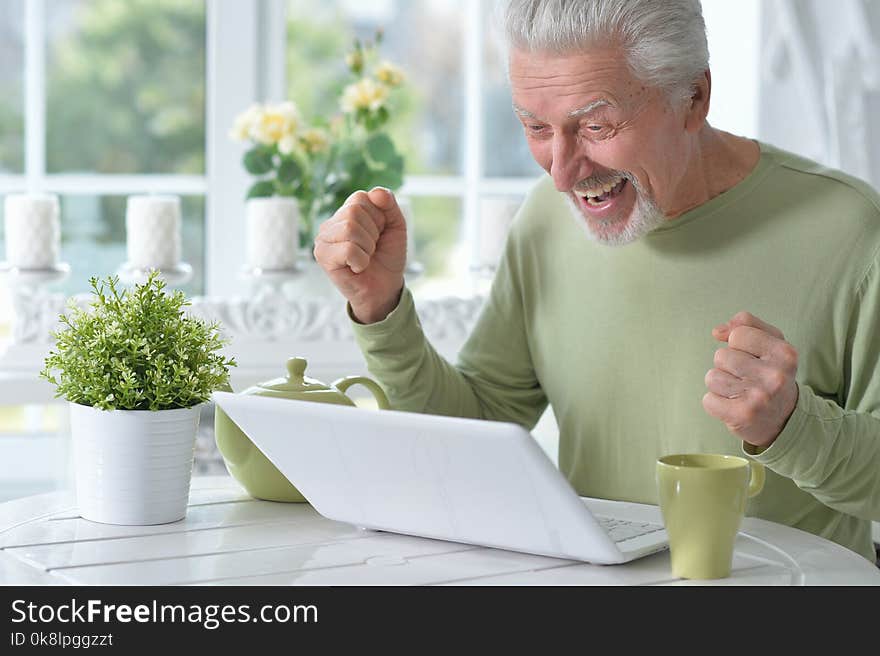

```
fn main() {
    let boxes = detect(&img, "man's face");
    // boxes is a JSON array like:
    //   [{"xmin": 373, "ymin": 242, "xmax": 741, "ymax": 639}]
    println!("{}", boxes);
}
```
[{"xmin": 509, "ymin": 47, "xmax": 690, "ymax": 245}]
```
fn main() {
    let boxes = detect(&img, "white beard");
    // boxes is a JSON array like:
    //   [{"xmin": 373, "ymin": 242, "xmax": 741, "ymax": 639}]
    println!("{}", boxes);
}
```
[{"xmin": 564, "ymin": 176, "xmax": 667, "ymax": 246}]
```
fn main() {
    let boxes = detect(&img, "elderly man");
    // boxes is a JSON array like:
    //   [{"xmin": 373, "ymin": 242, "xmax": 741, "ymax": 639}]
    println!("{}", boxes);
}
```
[{"xmin": 314, "ymin": 0, "xmax": 880, "ymax": 563}]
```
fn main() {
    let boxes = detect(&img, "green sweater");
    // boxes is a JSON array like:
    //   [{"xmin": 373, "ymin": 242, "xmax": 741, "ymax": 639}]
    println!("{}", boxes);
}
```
[{"xmin": 351, "ymin": 142, "xmax": 880, "ymax": 562}]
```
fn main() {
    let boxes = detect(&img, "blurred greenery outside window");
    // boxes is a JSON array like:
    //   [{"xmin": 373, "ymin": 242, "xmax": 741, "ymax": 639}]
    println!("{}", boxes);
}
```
[
  {"xmin": 0, "ymin": 1, "xmax": 544, "ymax": 451},
  {"xmin": 0, "ymin": 0, "xmax": 541, "ymax": 309},
  {"xmin": 0, "ymin": 0, "xmax": 206, "ymax": 317},
  {"xmin": 0, "ymin": 0, "xmax": 544, "ymax": 333},
  {"xmin": 0, "ymin": 1, "xmax": 24, "ymax": 175},
  {"xmin": 0, "ymin": 0, "xmax": 207, "ymax": 477},
  {"xmin": 286, "ymin": 0, "xmax": 539, "ymax": 297},
  {"xmin": 0, "ymin": 1, "xmax": 23, "ymax": 338},
  {"xmin": 46, "ymin": 0, "xmax": 205, "ymax": 176}
]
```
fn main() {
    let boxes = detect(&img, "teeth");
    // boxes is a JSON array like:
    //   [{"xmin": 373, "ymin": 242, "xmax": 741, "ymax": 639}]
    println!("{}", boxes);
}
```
[{"xmin": 575, "ymin": 175, "xmax": 624, "ymax": 198}]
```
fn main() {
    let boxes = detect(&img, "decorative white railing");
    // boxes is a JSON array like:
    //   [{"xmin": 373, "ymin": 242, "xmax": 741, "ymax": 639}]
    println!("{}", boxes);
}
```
[{"xmin": 0, "ymin": 280, "xmax": 487, "ymax": 404}]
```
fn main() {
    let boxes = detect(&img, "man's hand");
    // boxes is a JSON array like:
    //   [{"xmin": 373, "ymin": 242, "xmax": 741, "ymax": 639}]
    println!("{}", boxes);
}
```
[
  {"xmin": 702, "ymin": 311, "xmax": 799, "ymax": 448},
  {"xmin": 313, "ymin": 187, "xmax": 407, "ymax": 324}
]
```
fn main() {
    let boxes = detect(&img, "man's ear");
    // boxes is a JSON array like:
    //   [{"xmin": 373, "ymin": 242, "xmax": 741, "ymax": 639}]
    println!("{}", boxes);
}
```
[{"xmin": 684, "ymin": 69, "xmax": 711, "ymax": 132}]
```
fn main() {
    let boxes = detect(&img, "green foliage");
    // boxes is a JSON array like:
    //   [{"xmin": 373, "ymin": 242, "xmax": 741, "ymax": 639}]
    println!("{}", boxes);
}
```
[
  {"xmin": 0, "ymin": 90, "xmax": 24, "ymax": 173},
  {"xmin": 286, "ymin": 8, "xmax": 426, "ymax": 176},
  {"xmin": 234, "ymin": 30, "xmax": 407, "ymax": 247},
  {"xmin": 243, "ymin": 146, "xmax": 275, "ymax": 175},
  {"xmin": 42, "ymin": 0, "xmax": 206, "ymax": 248},
  {"xmin": 246, "ymin": 180, "xmax": 276, "ymax": 199},
  {"xmin": 276, "ymin": 157, "xmax": 302, "ymax": 186},
  {"xmin": 285, "ymin": 16, "xmax": 349, "ymax": 122},
  {"xmin": 40, "ymin": 272, "xmax": 235, "ymax": 411},
  {"xmin": 46, "ymin": 0, "xmax": 205, "ymax": 175},
  {"xmin": 410, "ymin": 196, "xmax": 461, "ymax": 278}
]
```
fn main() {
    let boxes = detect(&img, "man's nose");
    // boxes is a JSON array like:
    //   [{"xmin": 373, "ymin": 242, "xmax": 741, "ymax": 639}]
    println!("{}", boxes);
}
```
[{"xmin": 549, "ymin": 133, "xmax": 591, "ymax": 192}]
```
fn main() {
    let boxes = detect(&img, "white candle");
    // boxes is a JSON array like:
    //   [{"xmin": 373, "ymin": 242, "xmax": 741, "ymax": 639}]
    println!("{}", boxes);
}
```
[
  {"xmin": 397, "ymin": 196, "xmax": 418, "ymax": 268},
  {"xmin": 479, "ymin": 198, "xmax": 521, "ymax": 269},
  {"xmin": 125, "ymin": 195, "xmax": 182, "ymax": 270},
  {"xmin": 3, "ymin": 193, "xmax": 61, "ymax": 269},
  {"xmin": 246, "ymin": 197, "xmax": 299, "ymax": 270}
]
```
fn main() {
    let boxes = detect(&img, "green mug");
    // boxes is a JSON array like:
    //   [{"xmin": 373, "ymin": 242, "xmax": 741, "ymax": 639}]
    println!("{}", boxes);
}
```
[{"xmin": 656, "ymin": 453, "xmax": 765, "ymax": 580}]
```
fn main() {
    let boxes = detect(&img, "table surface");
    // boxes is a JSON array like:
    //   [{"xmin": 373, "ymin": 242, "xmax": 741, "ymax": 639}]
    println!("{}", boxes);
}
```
[{"xmin": 1, "ymin": 475, "xmax": 878, "ymax": 586}]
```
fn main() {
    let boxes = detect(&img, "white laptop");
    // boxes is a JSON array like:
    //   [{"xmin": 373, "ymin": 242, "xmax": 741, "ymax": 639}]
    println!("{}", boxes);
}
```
[{"xmin": 212, "ymin": 392, "xmax": 668, "ymax": 564}]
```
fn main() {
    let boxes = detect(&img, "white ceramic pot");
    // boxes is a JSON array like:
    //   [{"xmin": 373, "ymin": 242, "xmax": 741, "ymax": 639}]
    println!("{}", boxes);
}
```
[
  {"xmin": 246, "ymin": 197, "xmax": 299, "ymax": 270},
  {"xmin": 69, "ymin": 403, "xmax": 201, "ymax": 525}
]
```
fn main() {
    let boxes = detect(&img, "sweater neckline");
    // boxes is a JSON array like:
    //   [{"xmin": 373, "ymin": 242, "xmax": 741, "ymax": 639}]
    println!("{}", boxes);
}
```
[{"xmin": 647, "ymin": 140, "xmax": 777, "ymax": 236}]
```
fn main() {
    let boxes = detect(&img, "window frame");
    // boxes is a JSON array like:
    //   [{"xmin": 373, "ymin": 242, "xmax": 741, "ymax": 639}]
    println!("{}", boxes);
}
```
[
  {"xmin": 276, "ymin": 0, "xmax": 537, "ymax": 287},
  {"xmin": 0, "ymin": 0, "xmax": 237, "ymax": 296},
  {"xmin": 0, "ymin": 0, "xmax": 537, "ymax": 299}
]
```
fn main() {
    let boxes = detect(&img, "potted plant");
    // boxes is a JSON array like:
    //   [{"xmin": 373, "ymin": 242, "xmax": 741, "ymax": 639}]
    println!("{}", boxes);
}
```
[
  {"xmin": 40, "ymin": 271, "xmax": 236, "ymax": 525},
  {"xmin": 229, "ymin": 30, "xmax": 408, "ymax": 269}
]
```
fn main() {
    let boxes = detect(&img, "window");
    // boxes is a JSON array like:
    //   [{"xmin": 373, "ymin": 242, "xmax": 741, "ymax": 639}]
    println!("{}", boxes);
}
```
[
  {"xmin": 0, "ymin": 0, "xmax": 210, "ymax": 499},
  {"xmin": 0, "ymin": 0, "xmax": 771, "ymax": 502},
  {"xmin": 284, "ymin": 0, "xmax": 536, "ymax": 297},
  {"xmin": 0, "ymin": 1, "xmax": 25, "ymax": 175},
  {"xmin": 0, "ymin": 1, "xmax": 765, "ymax": 306},
  {"xmin": 0, "ymin": 0, "xmax": 207, "ymax": 304}
]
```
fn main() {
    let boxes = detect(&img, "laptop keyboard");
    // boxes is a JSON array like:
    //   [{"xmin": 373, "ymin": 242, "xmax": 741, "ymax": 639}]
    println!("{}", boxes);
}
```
[{"xmin": 595, "ymin": 516, "xmax": 665, "ymax": 543}]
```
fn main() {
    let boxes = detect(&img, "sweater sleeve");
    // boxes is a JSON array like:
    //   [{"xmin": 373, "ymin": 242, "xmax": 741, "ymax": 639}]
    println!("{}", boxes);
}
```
[
  {"xmin": 349, "ymin": 225, "xmax": 548, "ymax": 430},
  {"xmin": 744, "ymin": 253, "xmax": 880, "ymax": 522}
]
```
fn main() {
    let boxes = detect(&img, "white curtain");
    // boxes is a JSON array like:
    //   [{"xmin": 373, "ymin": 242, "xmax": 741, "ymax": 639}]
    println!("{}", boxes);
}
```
[{"xmin": 759, "ymin": 0, "xmax": 880, "ymax": 187}]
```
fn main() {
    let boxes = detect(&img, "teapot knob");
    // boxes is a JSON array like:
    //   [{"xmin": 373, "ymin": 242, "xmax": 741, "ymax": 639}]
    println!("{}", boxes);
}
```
[{"xmin": 287, "ymin": 357, "xmax": 307, "ymax": 380}]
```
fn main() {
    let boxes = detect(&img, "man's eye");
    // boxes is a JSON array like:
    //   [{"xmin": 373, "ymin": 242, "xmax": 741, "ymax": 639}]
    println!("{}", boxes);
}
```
[
  {"xmin": 527, "ymin": 124, "xmax": 546, "ymax": 132},
  {"xmin": 586, "ymin": 125, "xmax": 604, "ymax": 132}
]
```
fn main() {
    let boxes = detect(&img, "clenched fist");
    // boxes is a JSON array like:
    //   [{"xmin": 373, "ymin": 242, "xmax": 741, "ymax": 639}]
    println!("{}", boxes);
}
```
[
  {"xmin": 702, "ymin": 311, "xmax": 799, "ymax": 447},
  {"xmin": 313, "ymin": 187, "xmax": 407, "ymax": 324}
]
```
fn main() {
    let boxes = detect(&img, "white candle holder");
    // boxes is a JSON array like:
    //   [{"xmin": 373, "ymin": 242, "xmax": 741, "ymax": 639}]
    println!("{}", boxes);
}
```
[
  {"xmin": 0, "ymin": 261, "xmax": 71, "ymax": 290},
  {"xmin": 116, "ymin": 261, "xmax": 193, "ymax": 288},
  {"xmin": 240, "ymin": 263, "xmax": 302, "ymax": 280}
]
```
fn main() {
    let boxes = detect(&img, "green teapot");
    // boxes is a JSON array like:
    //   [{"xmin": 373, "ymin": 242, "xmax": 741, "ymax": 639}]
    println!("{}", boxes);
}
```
[{"xmin": 214, "ymin": 356, "xmax": 391, "ymax": 502}]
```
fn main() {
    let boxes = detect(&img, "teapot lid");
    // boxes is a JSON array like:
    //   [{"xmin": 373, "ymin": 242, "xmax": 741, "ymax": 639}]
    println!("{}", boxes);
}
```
[{"xmin": 258, "ymin": 357, "xmax": 331, "ymax": 394}]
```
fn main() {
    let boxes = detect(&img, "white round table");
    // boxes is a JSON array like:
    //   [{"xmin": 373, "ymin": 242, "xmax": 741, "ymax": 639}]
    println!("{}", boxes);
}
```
[{"xmin": 1, "ymin": 476, "xmax": 877, "ymax": 586}]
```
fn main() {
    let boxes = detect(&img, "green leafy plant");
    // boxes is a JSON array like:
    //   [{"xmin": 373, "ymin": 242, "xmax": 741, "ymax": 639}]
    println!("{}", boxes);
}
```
[
  {"xmin": 40, "ymin": 271, "xmax": 236, "ymax": 411},
  {"xmin": 230, "ymin": 29, "xmax": 406, "ymax": 247}
]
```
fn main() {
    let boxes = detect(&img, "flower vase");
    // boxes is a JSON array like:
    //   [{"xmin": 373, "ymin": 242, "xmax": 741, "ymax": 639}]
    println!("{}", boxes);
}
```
[{"xmin": 246, "ymin": 197, "xmax": 300, "ymax": 271}]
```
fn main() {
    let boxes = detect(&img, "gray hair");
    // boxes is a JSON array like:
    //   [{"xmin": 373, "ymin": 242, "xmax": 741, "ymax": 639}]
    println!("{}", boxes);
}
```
[{"xmin": 501, "ymin": 0, "xmax": 709, "ymax": 107}]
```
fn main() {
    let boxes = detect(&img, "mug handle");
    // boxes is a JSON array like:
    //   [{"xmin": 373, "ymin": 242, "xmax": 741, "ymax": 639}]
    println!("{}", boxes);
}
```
[
  {"xmin": 747, "ymin": 460, "xmax": 765, "ymax": 498},
  {"xmin": 333, "ymin": 376, "xmax": 391, "ymax": 410}
]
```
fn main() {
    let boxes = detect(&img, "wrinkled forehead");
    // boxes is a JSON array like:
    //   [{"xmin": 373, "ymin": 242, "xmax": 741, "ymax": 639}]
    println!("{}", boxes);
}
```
[{"xmin": 508, "ymin": 47, "xmax": 649, "ymax": 120}]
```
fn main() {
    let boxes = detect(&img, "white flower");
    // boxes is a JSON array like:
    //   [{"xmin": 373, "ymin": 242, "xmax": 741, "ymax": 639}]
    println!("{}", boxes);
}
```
[
  {"xmin": 228, "ymin": 103, "xmax": 262, "ymax": 141},
  {"xmin": 276, "ymin": 101, "xmax": 300, "ymax": 124},
  {"xmin": 239, "ymin": 101, "xmax": 302, "ymax": 146},
  {"xmin": 300, "ymin": 127, "xmax": 330, "ymax": 154},
  {"xmin": 340, "ymin": 78, "xmax": 389, "ymax": 114},
  {"xmin": 375, "ymin": 61, "xmax": 405, "ymax": 87},
  {"xmin": 278, "ymin": 133, "xmax": 298, "ymax": 155}
]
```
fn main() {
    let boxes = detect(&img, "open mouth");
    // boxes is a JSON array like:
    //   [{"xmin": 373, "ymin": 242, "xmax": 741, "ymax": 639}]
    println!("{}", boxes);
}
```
[
  {"xmin": 573, "ymin": 177, "xmax": 629, "ymax": 214},
  {"xmin": 585, "ymin": 178, "xmax": 626, "ymax": 206}
]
